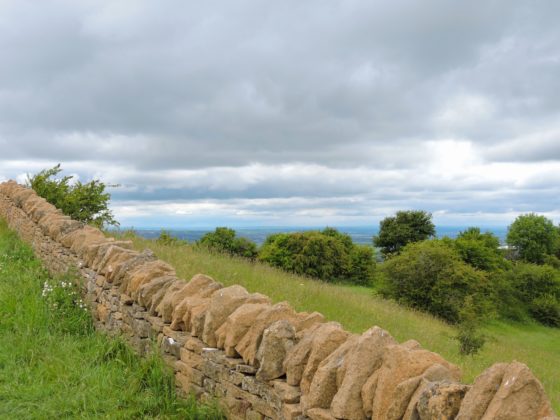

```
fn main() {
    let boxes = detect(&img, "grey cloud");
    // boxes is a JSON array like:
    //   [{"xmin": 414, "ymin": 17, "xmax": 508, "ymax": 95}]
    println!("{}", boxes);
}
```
[{"xmin": 1, "ymin": 1, "xmax": 560, "ymax": 225}]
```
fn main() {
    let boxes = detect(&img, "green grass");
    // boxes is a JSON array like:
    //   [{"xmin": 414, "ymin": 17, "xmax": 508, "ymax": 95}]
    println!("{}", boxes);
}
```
[
  {"xmin": 0, "ymin": 220, "xmax": 222, "ymax": 419},
  {"xmin": 123, "ymin": 235, "xmax": 560, "ymax": 412}
]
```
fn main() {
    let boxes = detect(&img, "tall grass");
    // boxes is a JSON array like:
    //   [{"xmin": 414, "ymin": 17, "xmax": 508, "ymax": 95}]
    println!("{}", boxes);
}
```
[
  {"xmin": 122, "ymin": 234, "xmax": 560, "ymax": 412},
  {"xmin": 0, "ymin": 220, "xmax": 222, "ymax": 419}
]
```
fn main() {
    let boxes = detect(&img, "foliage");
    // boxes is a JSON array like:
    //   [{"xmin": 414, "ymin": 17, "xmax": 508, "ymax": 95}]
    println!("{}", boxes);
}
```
[
  {"xmin": 530, "ymin": 294, "xmax": 560, "ymax": 327},
  {"xmin": 381, "ymin": 240, "xmax": 492, "ymax": 323},
  {"xmin": 198, "ymin": 227, "xmax": 258, "ymax": 259},
  {"xmin": 157, "ymin": 230, "xmax": 187, "ymax": 246},
  {"xmin": 27, "ymin": 164, "xmax": 119, "ymax": 228},
  {"xmin": 455, "ymin": 295, "xmax": 487, "ymax": 356},
  {"xmin": 506, "ymin": 213, "xmax": 560, "ymax": 264},
  {"xmin": 373, "ymin": 210, "xmax": 436, "ymax": 256},
  {"xmin": 0, "ymin": 221, "xmax": 221, "ymax": 418},
  {"xmin": 509, "ymin": 262, "xmax": 560, "ymax": 302},
  {"xmin": 452, "ymin": 227, "xmax": 506, "ymax": 271},
  {"xmin": 259, "ymin": 228, "xmax": 375, "ymax": 285}
]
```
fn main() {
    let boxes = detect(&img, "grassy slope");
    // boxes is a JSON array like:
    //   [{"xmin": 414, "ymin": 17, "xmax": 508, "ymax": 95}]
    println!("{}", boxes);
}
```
[
  {"xmin": 0, "ymin": 220, "xmax": 221, "ymax": 419},
  {"xmin": 125, "ymin": 236, "xmax": 560, "ymax": 412}
]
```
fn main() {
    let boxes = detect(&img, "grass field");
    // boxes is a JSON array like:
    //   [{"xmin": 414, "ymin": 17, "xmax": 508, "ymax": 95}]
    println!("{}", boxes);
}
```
[
  {"xmin": 123, "ymin": 235, "xmax": 560, "ymax": 412},
  {"xmin": 0, "ymin": 220, "xmax": 221, "ymax": 419}
]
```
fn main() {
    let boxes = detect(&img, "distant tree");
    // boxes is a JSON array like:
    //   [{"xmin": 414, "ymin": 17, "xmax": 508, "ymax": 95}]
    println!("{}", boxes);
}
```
[
  {"xmin": 452, "ymin": 227, "xmax": 505, "ymax": 271},
  {"xmin": 27, "ymin": 164, "xmax": 118, "ymax": 228},
  {"xmin": 198, "ymin": 227, "xmax": 258, "ymax": 260},
  {"xmin": 506, "ymin": 214, "xmax": 560, "ymax": 264},
  {"xmin": 373, "ymin": 210, "xmax": 435, "ymax": 256}
]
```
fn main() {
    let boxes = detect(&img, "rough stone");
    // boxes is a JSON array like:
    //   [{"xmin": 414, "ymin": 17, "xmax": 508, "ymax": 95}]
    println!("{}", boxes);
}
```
[
  {"xmin": 303, "ymin": 335, "xmax": 359, "ymax": 411},
  {"xmin": 455, "ymin": 363, "xmax": 507, "ymax": 420},
  {"xmin": 416, "ymin": 381, "xmax": 470, "ymax": 420},
  {"xmin": 457, "ymin": 361, "xmax": 555, "ymax": 420},
  {"xmin": 216, "ymin": 302, "xmax": 271, "ymax": 357},
  {"xmin": 159, "ymin": 273, "xmax": 216, "ymax": 323},
  {"xmin": 202, "ymin": 285, "xmax": 253, "ymax": 347},
  {"xmin": 331, "ymin": 326, "xmax": 397, "ymax": 420},
  {"xmin": 169, "ymin": 281, "xmax": 223, "ymax": 330},
  {"xmin": 255, "ymin": 320, "xmax": 296, "ymax": 381},
  {"xmin": 137, "ymin": 275, "xmax": 176, "ymax": 308},
  {"xmin": 366, "ymin": 343, "xmax": 461, "ymax": 420},
  {"xmin": 125, "ymin": 260, "xmax": 176, "ymax": 296},
  {"xmin": 235, "ymin": 301, "xmax": 298, "ymax": 366}
]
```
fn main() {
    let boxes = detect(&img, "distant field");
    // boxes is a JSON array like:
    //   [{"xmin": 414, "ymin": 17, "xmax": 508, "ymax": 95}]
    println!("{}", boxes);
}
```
[
  {"xmin": 0, "ymin": 220, "xmax": 220, "ymax": 419},
  {"xmin": 124, "ymin": 235, "xmax": 560, "ymax": 412}
]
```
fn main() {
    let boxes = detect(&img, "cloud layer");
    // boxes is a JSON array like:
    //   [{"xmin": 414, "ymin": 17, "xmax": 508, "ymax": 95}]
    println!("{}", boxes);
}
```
[{"xmin": 1, "ymin": 0, "xmax": 559, "ymax": 227}]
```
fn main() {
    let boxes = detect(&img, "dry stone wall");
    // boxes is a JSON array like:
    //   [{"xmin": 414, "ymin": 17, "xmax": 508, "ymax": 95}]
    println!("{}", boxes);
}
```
[{"xmin": 0, "ymin": 180, "xmax": 556, "ymax": 420}]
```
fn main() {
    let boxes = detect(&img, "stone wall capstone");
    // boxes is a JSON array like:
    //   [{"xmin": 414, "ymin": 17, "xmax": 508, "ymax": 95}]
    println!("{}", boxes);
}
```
[{"xmin": 0, "ymin": 180, "xmax": 556, "ymax": 420}]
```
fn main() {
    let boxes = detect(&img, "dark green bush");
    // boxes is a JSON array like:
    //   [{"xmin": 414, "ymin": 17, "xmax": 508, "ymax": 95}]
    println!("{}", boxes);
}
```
[
  {"xmin": 259, "ymin": 228, "xmax": 375, "ymax": 285},
  {"xmin": 27, "ymin": 164, "xmax": 118, "ymax": 228},
  {"xmin": 530, "ymin": 294, "xmax": 560, "ymax": 327},
  {"xmin": 452, "ymin": 227, "xmax": 506, "ymax": 271},
  {"xmin": 381, "ymin": 240, "xmax": 492, "ymax": 323},
  {"xmin": 198, "ymin": 227, "xmax": 258, "ymax": 260},
  {"xmin": 510, "ymin": 263, "xmax": 560, "ymax": 301}
]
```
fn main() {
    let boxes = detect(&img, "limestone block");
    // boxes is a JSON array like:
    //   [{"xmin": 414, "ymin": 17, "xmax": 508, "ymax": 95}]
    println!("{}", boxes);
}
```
[
  {"xmin": 235, "ymin": 301, "xmax": 299, "ymax": 366},
  {"xmin": 216, "ymin": 302, "xmax": 271, "ymax": 357},
  {"xmin": 303, "ymin": 335, "xmax": 359, "ymax": 411},
  {"xmin": 255, "ymin": 320, "xmax": 296, "ymax": 381},
  {"xmin": 457, "ymin": 362, "xmax": 555, "ymax": 420},
  {"xmin": 159, "ymin": 273, "xmax": 216, "ymax": 323},
  {"xmin": 365, "ymin": 343, "xmax": 461, "ymax": 420},
  {"xmin": 331, "ymin": 326, "xmax": 397, "ymax": 420}
]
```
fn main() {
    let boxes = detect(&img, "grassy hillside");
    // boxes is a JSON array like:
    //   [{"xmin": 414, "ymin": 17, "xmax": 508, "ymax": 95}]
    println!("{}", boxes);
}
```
[
  {"xmin": 0, "ymin": 220, "xmax": 221, "ymax": 419},
  {"xmin": 124, "ymin": 235, "xmax": 560, "ymax": 412}
]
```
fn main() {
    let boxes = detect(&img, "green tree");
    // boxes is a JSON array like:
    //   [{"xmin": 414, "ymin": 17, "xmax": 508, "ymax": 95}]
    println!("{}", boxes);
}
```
[
  {"xmin": 452, "ymin": 227, "xmax": 506, "ymax": 271},
  {"xmin": 381, "ymin": 240, "xmax": 492, "ymax": 323},
  {"xmin": 198, "ymin": 227, "xmax": 258, "ymax": 259},
  {"xmin": 373, "ymin": 210, "xmax": 436, "ymax": 256},
  {"xmin": 506, "ymin": 213, "xmax": 560, "ymax": 264},
  {"xmin": 27, "ymin": 164, "xmax": 118, "ymax": 228}
]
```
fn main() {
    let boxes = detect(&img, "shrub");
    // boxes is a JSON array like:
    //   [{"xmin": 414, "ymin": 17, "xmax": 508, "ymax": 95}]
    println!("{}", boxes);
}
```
[
  {"xmin": 530, "ymin": 294, "xmax": 560, "ymax": 327},
  {"xmin": 506, "ymin": 213, "xmax": 560, "ymax": 264},
  {"xmin": 156, "ymin": 230, "xmax": 186, "ymax": 246},
  {"xmin": 373, "ymin": 210, "xmax": 435, "ymax": 257},
  {"xmin": 259, "ymin": 228, "xmax": 375, "ymax": 285},
  {"xmin": 452, "ymin": 227, "xmax": 506, "ymax": 271},
  {"xmin": 381, "ymin": 240, "xmax": 492, "ymax": 323},
  {"xmin": 510, "ymin": 263, "xmax": 560, "ymax": 301},
  {"xmin": 455, "ymin": 295, "xmax": 487, "ymax": 356},
  {"xmin": 27, "ymin": 164, "xmax": 118, "ymax": 228},
  {"xmin": 198, "ymin": 227, "xmax": 258, "ymax": 260}
]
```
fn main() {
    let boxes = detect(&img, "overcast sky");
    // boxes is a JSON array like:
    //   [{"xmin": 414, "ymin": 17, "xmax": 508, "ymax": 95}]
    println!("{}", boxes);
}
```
[{"xmin": 1, "ymin": 1, "xmax": 559, "ymax": 228}]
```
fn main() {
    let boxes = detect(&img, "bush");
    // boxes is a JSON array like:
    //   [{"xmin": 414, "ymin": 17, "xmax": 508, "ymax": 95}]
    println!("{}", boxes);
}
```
[
  {"xmin": 27, "ymin": 164, "xmax": 118, "ymax": 228},
  {"xmin": 452, "ymin": 227, "xmax": 506, "ymax": 271},
  {"xmin": 381, "ymin": 240, "xmax": 492, "ymax": 323},
  {"xmin": 455, "ymin": 295, "xmax": 487, "ymax": 356},
  {"xmin": 198, "ymin": 227, "xmax": 258, "ymax": 260},
  {"xmin": 530, "ymin": 295, "xmax": 560, "ymax": 327},
  {"xmin": 374, "ymin": 210, "xmax": 435, "ymax": 257},
  {"xmin": 259, "ymin": 228, "xmax": 375, "ymax": 285},
  {"xmin": 510, "ymin": 263, "xmax": 560, "ymax": 302},
  {"xmin": 156, "ymin": 230, "xmax": 186, "ymax": 246},
  {"xmin": 506, "ymin": 213, "xmax": 560, "ymax": 264}
]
